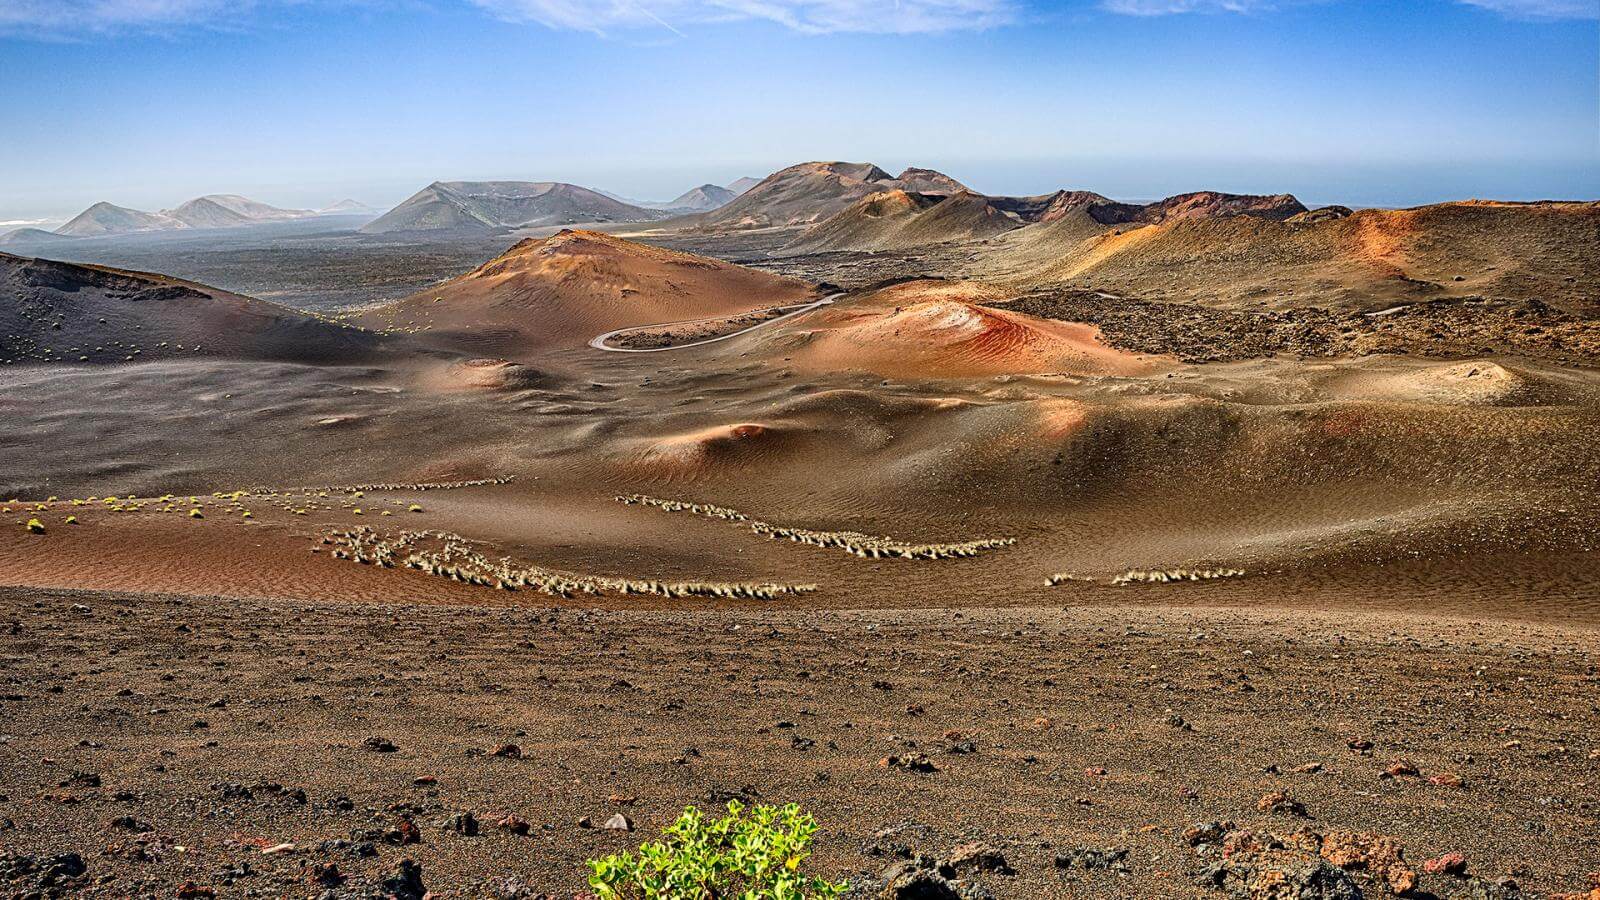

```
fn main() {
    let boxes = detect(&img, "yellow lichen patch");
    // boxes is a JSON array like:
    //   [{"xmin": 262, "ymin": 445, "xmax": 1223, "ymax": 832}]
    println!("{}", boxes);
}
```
[
  {"xmin": 189, "ymin": 509, "xmax": 204, "ymax": 519},
  {"xmin": 25, "ymin": 518, "xmax": 45, "ymax": 534},
  {"xmin": 65, "ymin": 516, "xmax": 79, "ymax": 525}
]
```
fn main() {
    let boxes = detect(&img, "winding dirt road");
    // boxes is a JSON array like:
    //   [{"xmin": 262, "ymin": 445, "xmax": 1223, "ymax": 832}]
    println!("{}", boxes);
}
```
[{"xmin": 588, "ymin": 294, "xmax": 839, "ymax": 353}]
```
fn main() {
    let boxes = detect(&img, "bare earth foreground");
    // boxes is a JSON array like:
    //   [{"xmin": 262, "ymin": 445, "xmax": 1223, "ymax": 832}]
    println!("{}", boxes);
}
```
[
  {"xmin": 2, "ymin": 584, "xmax": 1597, "ymax": 900},
  {"xmin": 3, "ymin": 187, "xmax": 1600, "ymax": 898}
]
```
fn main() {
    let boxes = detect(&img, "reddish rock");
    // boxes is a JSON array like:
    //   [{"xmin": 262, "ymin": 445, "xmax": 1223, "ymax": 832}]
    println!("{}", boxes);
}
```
[
  {"xmin": 1257, "ymin": 790, "xmax": 1308, "ymax": 817},
  {"xmin": 1382, "ymin": 759, "xmax": 1419, "ymax": 778},
  {"xmin": 1320, "ymin": 830, "xmax": 1415, "ymax": 896},
  {"xmin": 312, "ymin": 862, "xmax": 346, "ymax": 887},
  {"xmin": 496, "ymin": 814, "xmax": 531, "ymax": 835},
  {"xmin": 392, "ymin": 816, "xmax": 421, "ymax": 845}
]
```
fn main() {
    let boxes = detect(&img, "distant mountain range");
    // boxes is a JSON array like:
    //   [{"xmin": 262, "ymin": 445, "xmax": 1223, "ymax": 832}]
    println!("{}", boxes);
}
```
[
  {"xmin": 593, "ymin": 179, "xmax": 758, "ymax": 214},
  {"xmin": 320, "ymin": 199, "xmax": 382, "ymax": 215},
  {"xmin": 10, "ymin": 162, "xmax": 1338, "ymax": 250},
  {"xmin": 47, "ymin": 194, "xmax": 374, "ymax": 238},
  {"xmin": 358, "ymin": 181, "xmax": 676, "ymax": 235},
  {"xmin": 686, "ymin": 161, "xmax": 979, "ymax": 230}
]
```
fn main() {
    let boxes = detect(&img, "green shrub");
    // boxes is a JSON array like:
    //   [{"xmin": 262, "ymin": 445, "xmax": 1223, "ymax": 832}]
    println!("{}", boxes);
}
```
[{"xmin": 586, "ymin": 801, "xmax": 846, "ymax": 900}]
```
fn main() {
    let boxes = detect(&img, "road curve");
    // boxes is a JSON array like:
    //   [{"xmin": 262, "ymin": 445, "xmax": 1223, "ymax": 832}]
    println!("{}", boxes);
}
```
[{"xmin": 588, "ymin": 293, "xmax": 840, "ymax": 353}]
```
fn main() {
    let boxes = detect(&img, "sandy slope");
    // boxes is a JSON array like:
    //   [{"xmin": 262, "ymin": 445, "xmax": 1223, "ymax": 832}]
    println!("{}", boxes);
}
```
[{"xmin": 743, "ymin": 279, "xmax": 1159, "ymax": 378}]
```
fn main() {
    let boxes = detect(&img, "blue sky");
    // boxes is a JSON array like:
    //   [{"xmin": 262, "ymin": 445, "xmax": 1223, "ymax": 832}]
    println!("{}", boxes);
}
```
[{"xmin": 0, "ymin": 0, "xmax": 1595, "ymax": 223}]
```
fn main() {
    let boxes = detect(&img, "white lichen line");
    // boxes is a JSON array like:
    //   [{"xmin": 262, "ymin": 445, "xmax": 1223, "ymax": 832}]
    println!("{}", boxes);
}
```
[
  {"xmin": 256, "ymin": 475, "xmax": 516, "ymax": 495},
  {"xmin": 615, "ymin": 494, "xmax": 747, "ymax": 521},
  {"xmin": 1046, "ymin": 567, "xmax": 1247, "ymax": 586},
  {"xmin": 616, "ymin": 494, "xmax": 1016, "ymax": 560},
  {"xmin": 320, "ymin": 526, "xmax": 817, "ymax": 600},
  {"xmin": 7, "ymin": 476, "xmax": 518, "ymax": 531}
]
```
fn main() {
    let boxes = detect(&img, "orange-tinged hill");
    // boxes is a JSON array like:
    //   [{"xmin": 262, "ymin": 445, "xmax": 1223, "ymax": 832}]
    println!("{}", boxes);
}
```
[
  {"xmin": 360, "ymin": 229, "xmax": 818, "ymax": 353},
  {"xmin": 748, "ymin": 279, "xmax": 1160, "ymax": 379}
]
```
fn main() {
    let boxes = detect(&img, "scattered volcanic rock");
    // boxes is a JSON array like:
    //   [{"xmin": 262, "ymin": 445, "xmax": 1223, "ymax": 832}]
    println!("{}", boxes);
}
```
[{"xmin": 1287, "ymin": 205, "xmax": 1355, "ymax": 226}]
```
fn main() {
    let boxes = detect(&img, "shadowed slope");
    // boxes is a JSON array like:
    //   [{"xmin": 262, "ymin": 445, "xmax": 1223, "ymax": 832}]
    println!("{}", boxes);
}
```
[{"xmin": 0, "ymin": 252, "xmax": 383, "ymax": 365}]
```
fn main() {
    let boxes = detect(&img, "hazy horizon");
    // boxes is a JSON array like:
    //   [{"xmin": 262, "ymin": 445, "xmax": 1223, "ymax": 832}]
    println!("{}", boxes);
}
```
[{"xmin": 2, "ymin": 0, "xmax": 1596, "ymax": 224}]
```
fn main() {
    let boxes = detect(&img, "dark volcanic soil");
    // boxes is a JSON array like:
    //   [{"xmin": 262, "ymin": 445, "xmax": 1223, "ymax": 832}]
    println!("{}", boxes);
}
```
[
  {"xmin": 1, "ymin": 586, "xmax": 1596, "ymax": 899},
  {"xmin": 997, "ymin": 289, "xmax": 1600, "ymax": 367}
]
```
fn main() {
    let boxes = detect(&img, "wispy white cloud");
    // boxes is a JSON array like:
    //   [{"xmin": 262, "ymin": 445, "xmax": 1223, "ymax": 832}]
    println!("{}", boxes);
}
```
[
  {"xmin": 0, "ymin": 0, "xmax": 409, "ymax": 37},
  {"xmin": 0, "ymin": 0, "xmax": 240, "ymax": 34},
  {"xmin": 1100, "ymin": 0, "xmax": 1269, "ymax": 14},
  {"xmin": 467, "ymin": 0, "xmax": 1019, "ymax": 34},
  {"xmin": 1456, "ymin": 0, "xmax": 1598, "ymax": 18},
  {"xmin": 0, "ymin": 0, "xmax": 1016, "ymax": 36},
  {"xmin": 1101, "ymin": 0, "xmax": 1597, "ymax": 17},
  {"xmin": 0, "ymin": 0, "xmax": 1588, "ymax": 38}
]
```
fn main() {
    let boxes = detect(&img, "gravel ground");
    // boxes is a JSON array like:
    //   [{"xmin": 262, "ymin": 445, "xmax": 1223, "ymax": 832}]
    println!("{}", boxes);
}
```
[{"xmin": 2, "ymin": 585, "xmax": 1596, "ymax": 899}]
